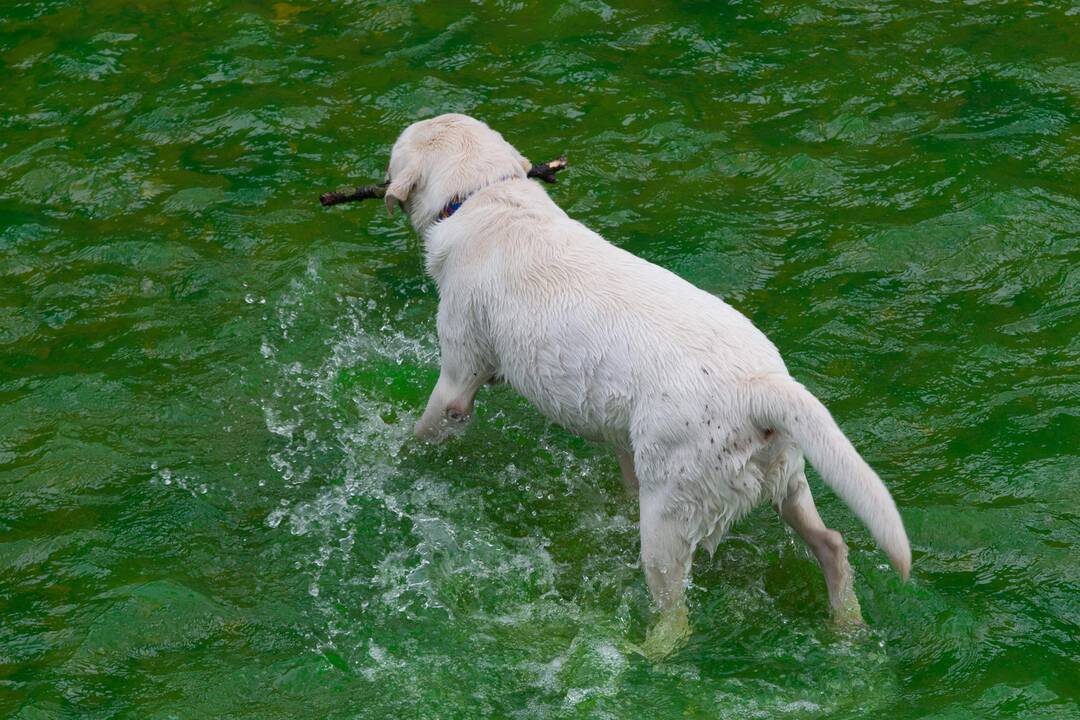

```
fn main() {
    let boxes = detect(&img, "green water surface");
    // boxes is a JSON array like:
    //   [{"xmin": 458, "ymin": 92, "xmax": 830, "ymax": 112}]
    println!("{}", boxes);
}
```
[{"xmin": 2, "ymin": 1, "xmax": 1079, "ymax": 718}]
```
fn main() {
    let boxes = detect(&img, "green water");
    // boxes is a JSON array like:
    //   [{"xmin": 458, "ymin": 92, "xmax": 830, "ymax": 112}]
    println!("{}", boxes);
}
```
[{"xmin": 2, "ymin": 0, "xmax": 1078, "ymax": 717}]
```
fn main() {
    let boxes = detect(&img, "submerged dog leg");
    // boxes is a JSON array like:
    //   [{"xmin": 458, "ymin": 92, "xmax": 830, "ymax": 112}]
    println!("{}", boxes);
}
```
[
  {"xmin": 636, "ymin": 494, "xmax": 693, "ymax": 659},
  {"xmin": 638, "ymin": 603, "xmax": 691, "ymax": 662},
  {"xmin": 779, "ymin": 474, "xmax": 863, "ymax": 626}
]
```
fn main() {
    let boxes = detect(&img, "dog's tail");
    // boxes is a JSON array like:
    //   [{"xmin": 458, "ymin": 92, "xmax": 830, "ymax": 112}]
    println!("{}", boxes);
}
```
[{"xmin": 745, "ymin": 374, "xmax": 911, "ymax": 580}]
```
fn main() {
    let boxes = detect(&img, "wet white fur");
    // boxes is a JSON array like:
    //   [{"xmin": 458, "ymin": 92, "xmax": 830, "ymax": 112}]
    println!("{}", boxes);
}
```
[{"xmin": 386, "ymin": 114, "xmax": 910, "ymax": 610}]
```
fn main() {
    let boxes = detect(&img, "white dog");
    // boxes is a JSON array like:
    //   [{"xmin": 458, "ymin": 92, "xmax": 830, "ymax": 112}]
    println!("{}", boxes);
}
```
[{"xmin": 382, "ymin": 113, "xmax": 910, "ymax": 624}]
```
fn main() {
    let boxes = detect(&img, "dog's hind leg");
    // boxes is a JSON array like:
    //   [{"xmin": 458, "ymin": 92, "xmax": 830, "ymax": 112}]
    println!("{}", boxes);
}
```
[
  {"xmin": 639, "ymin": 495, "xmax": 691, "ymax": 610},
  {"xmin": 778, "ymin": 472, "xmax": 863, "ymax": 625},
  {"xmin": 615, "ymin": 449, "xmax": 639, "ymax": 496},
  {"xmin": 637, "ymin": 492, "xmax": 693, "ymax": 659}
]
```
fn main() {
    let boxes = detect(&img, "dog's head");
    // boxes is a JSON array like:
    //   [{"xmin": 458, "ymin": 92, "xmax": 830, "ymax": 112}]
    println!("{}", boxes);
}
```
[{"xmin": 384, "ymin": 114, "xmax": 531, "ymax": 232}]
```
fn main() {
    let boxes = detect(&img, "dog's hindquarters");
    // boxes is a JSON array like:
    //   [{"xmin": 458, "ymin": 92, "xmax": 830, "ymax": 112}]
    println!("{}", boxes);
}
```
[{"xmin": 744, "ymin": 374, "xmax": 911, "ymax": 579}]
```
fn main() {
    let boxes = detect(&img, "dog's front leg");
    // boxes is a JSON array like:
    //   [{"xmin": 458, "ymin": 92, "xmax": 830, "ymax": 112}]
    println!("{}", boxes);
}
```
[
  {"xmin": 414, "ymin": 365, "xmax": 489, "ymax": 444},
  {"xmin": 414, "ymin": 293, "xmax": 495, "ymax": 443}
]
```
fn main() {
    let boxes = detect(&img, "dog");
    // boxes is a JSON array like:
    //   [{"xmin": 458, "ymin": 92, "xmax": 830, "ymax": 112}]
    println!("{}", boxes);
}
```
[{"xmin": 380, "ymin": 113, "xmax": 910, "ymax": 625}]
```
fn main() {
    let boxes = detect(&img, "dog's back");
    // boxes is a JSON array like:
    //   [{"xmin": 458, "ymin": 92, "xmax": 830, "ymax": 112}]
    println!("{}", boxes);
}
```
[{"xmin": 428, "ymin": 178, "xmax": 783, "ymax": 430}]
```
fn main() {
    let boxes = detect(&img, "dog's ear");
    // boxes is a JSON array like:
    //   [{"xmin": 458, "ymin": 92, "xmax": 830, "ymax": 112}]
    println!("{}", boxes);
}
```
[{"xmin": 385, "ymin": 160, "xmax": 420, "ymax": 216}]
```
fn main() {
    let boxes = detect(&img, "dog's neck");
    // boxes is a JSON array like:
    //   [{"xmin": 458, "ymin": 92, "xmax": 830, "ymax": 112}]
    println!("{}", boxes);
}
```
[
  {"xmin": 419, "ymin": 174, "xmax": 526, "ymax": 282},
  {"xmin": 421, "ymin": 173, "xmax": 522, "ymax": 232}
]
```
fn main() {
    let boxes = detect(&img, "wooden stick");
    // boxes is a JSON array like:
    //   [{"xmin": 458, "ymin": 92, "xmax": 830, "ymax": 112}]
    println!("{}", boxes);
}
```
[
  {"xmin": 319, "ymin": 181, "xmax": 388, "ymax": 207},
  {"xmin": 319, "ymin": 156, "xmax": 568, "ymax": 207},
  {"xmin": 527, "ymin": 155, "xmax": 568, "ymax": 184}
]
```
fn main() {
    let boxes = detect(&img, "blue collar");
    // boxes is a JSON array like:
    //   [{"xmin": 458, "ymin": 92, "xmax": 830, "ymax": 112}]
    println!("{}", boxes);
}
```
[
  {"xmin": 435, "ymin": 175, "xmax": 518, "ymax": 222},
  {"xmin": 437, "ymin": 196, "xmax": 465, "ymax": 221}
]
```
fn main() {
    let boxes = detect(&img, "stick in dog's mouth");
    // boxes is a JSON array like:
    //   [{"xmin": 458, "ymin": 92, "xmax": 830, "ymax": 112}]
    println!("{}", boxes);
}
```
[
  {"xmin": 319, "ymin": 155, "xmax": 568, "ymax": 207},
  {"xmin": 525, "ymin": 155, "xmax": 568, "ymax": 184},
  {"xmin": 319, "ymin": 181, "xmax": 389, "ymax": 207}
]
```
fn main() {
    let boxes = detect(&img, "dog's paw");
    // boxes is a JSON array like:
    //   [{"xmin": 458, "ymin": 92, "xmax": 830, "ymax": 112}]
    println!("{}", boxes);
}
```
[
  {"xmin": 633, "ymin": 604, "xmax": 691, "ymax": 662},
  {"xmin": 826, "ymin": 565, "xmax": 864, "ymax": 629},
  {"xmin": 830, "ymin": 591, "xmax": 864, "ymax": 630},
  {"xmin": 413, "ymin": 408, "xmax": 473, "ymax": 444}
]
